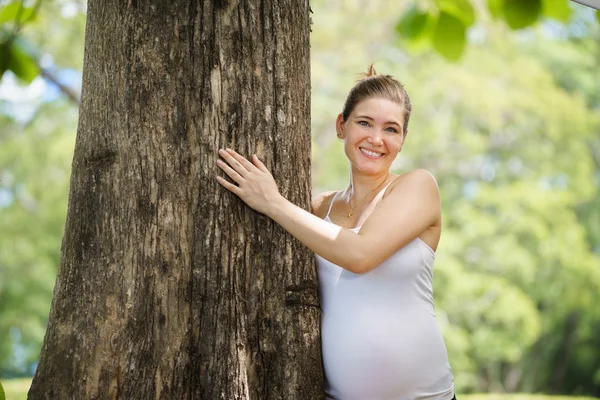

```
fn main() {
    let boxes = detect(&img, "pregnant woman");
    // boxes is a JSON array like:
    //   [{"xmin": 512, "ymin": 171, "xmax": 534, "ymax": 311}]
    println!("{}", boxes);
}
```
[{"xmin": 216, "ymin": 66, "xmax": 455, "ymax": 400}]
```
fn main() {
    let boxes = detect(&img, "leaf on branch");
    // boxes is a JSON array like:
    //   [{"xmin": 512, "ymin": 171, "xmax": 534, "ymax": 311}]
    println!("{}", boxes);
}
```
[
  {"xmin": 436, "ymin": 0, "xmax": 476, "ymax": 27},
  {"xmin": 0, "ymin": 2, "xmax": 37, "ymax": 25},
  {"xmin": 541, "ymin": 0, "xmax": 572, "ymax": 22},
  {"xmin": 6, "ymin": 42, "xmax": 38, "ymax": 83},
  {"xmin": 502, "ymin": 0, "xmax": 542, "ymax": 29},
  {"xmin": 395, "ymin": 5, "xmax": 433, "ymax": 41},
  {"xmin": 432, "ymin": 12, "xmax": 466, "ymax": 62},
  {"xmin": 487, "ymin": 0, "xmax": 504, "ymax": 19}
]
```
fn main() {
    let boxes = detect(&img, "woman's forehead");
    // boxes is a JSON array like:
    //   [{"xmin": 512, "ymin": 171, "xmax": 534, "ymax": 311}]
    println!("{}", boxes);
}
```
[{"xmin": 352, "ymin": 98, "xmax": 405, "ymax": 122}]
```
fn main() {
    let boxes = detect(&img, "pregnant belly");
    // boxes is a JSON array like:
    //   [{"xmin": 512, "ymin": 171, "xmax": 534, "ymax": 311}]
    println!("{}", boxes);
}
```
[{"xmin": 322, "ymin": 309, "xmax": 450, "ymax": 399}]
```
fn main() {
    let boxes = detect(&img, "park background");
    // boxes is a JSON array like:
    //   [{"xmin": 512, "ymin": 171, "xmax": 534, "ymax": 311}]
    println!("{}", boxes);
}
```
[{"xmin": 0, "ymin": 0, "xmax": 599, "ymax": 398}]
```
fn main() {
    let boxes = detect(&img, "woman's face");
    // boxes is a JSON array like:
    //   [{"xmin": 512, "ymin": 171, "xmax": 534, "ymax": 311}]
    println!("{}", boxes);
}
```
[{"xmin": 336, "ymin": 97, "xmax": 407, "ymax": 176}]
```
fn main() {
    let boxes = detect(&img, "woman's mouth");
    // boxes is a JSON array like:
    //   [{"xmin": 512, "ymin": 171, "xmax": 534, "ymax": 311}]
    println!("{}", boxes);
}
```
[{"xmin": 359, "ymin": 147, "xmax": 385, "ymax": 159}]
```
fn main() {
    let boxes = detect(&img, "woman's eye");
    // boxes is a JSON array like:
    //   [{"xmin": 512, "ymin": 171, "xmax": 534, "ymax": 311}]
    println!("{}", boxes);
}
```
[
  {"xmin": 358, "ymin": 121, "xmax": 369, "ymax": 127},
  {"xmin": 386, "ymin": 127, "xmax": 399, "ymax": 133}
]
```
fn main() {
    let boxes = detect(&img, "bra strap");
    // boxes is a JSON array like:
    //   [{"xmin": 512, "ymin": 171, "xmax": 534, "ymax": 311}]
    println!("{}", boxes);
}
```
[
  {"xmin": 374, "ymin": 180, "xmax": 395, "ymax": 203},
  {"xmin": 325, "ymin": 191, "xmax": 340, "ymax": 219}
]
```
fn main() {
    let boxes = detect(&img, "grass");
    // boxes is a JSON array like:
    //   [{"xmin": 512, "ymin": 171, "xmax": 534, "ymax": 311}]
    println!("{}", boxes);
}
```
[
  {"xmin": 0, "ymin": 378, "xmax": 29, "ymax": 400},
  {"xmin": 0, "ymin": 378, "xmax": 597, "ymax": 400},
  {"xmin": 462, "ymin": 395, "xmax": 597, "ymax": 400}
]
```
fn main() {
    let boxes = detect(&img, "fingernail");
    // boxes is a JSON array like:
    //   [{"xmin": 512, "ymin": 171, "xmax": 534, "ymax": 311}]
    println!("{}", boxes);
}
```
[{"xmin": 226, "ymin": 148, "xmax": 233, "ymax": 152}]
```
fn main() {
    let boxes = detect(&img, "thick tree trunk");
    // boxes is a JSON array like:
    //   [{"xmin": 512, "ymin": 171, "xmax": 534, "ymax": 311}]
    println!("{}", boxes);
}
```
[{"xmin": 29, "ymin": 1, "xmax": 323, "ymax": 399}]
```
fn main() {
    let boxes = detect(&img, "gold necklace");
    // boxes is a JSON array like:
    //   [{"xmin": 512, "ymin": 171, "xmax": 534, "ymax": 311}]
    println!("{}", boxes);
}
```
[{"xmin": 346, "ymin": 174, "xmax": 390, "ymax": 218}]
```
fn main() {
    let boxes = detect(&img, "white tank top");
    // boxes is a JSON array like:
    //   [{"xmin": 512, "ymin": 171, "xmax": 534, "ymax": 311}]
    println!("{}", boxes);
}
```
[{"xmin": 315, "ymin": 188, "xmax": 454, "ymax": 400}]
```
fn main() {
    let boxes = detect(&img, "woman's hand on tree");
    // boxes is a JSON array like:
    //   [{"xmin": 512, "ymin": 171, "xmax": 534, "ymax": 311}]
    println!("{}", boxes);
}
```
[{"xmin": 216, "ymin": 148, "xmax": 282, "ymax": 216}]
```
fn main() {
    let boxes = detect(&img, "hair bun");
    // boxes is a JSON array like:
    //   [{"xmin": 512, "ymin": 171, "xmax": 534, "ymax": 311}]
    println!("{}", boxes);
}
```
[{"xmin": 358, "ymin": 64, "xmax": 377, "ymax": 80}]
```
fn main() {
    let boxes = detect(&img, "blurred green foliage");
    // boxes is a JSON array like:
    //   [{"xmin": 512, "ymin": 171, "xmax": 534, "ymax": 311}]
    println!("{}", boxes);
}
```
[
  {"xmin": 0, "ymin": 1, "xmax": 41, "ymax": 83},
  {"xmin": 395, "ymin": 0, "xmax": 596, "ymax": 61},
  {"xmin": 0, "ymin": 0, "xmax": 598, "ymax": 397},
  {"xmin": 0, "ymin": 0, "xmax": 83, "ymax": 377},
  {"xmin": 0, "ymin": 100, "xmax": 76, "ymax": 377}
]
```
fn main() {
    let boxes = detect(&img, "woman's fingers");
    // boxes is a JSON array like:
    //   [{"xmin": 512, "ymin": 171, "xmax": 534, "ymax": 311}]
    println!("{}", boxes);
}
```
[
  {"xmin": 217, "ymin": 159, "xmax": 244, "ymax": 184},
  {"xmin": 252, "ymin": 154, "xmax": 270, "ymax": 174},
  {"xmin": 216, "ymin": 148, "xmax": 279, "ymax": 215},
  {"xmin": 218, "ymin": 148, "xmax": 249, "ymax": 177},
  {"xmin": 226, "ymin": 148, "xmax": 259, "ymax": 172},
  {"xmin": 217, "ymin": 148, "xmax": 271, "ymax": 185},
  {"xmin": 216, "ymin": 175, "xmax": 243, "ymax": 196}
]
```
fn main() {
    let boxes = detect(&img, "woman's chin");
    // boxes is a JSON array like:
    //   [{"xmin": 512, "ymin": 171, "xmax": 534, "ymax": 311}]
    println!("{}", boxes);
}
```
[
  {"xmin": 352, "ymin": 158, "xmax": 391, "ymax": 172},
  {"xmin": 352, "ymin": 164, "xmax": 389, "ymax": 176}
]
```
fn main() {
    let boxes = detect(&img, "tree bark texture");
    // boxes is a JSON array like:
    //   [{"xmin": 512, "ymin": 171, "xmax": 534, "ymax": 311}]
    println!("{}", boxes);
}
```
[{"xmin": 29, "ymin": 0, "xmax": 322, "ymax": 398}]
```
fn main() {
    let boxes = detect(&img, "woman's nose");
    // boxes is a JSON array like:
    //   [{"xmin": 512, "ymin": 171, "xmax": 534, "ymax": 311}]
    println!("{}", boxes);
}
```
[{"xmin": 367, "ymin": 130, "xmax": 384, "ymax": 145}]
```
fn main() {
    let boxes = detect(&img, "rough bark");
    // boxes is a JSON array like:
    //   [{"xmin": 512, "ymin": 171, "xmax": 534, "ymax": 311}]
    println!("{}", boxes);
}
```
[{"xmin": 29, "ymin": 0, "xmax": 323, "ymax": 399}]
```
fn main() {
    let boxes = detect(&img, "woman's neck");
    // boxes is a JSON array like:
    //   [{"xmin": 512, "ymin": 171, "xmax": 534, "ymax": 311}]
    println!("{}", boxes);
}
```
[{"xmin": 344, "ymin": 170, "xmax": 391, "ymax": 202}]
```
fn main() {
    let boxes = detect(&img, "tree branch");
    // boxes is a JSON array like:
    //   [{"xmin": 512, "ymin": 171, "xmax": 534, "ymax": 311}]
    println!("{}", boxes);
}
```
[{"xmin": 39, "ymin": 66, "xmax": 80, "ymax": 106}]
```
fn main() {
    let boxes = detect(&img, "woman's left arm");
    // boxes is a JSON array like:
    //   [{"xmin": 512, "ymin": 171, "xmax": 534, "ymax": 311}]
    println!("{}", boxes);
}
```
[{"xmin": 216, "ymin": 148, "xmax": 439, "ymax": 274}]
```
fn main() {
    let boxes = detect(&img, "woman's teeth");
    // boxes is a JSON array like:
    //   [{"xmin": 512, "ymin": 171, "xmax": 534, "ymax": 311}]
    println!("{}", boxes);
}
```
[{"xmin": 360, "ymin": 148, "xmax": 384, "ymax": 158}]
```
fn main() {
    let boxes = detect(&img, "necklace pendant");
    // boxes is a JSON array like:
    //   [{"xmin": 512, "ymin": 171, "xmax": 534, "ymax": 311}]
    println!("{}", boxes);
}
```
[{"xmin": 347, "ymin": 212, "xmax": 353, "ymax": 218}]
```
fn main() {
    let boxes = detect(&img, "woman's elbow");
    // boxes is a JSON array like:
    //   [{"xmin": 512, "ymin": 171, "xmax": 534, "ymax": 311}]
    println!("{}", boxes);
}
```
[{"xmin": 344, "ymin": 253, "xmax": 376, "ymax": 274}]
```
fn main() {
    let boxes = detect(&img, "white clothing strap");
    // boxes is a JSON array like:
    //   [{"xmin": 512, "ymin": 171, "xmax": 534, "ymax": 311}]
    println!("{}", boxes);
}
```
[
  {"xmin": 372, "ymin": 180, "xmax": 395, "ymax": 205},
  {"xmin": 325, "ymin": 191, "xmax": 340, "ymax": 220}
]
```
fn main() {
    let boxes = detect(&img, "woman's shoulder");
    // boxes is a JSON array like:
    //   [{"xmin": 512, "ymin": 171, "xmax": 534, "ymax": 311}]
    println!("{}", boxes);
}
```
[
  {"xmin": 388, "ymin": 169, "xmax": 439, "ymax": 192},
  {"xmin": 384, "ymin": 169, "xmax": 440, "ymax": 205},
  {"xmin": 311, "ymin": 190, "xmax": 338, "ymax": 218}
]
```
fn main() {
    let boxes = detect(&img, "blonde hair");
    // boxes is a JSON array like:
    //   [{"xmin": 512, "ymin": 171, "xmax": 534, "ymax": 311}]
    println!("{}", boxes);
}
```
[{"xmin": 341, "ymin": 65, "xmax": 412, "ymax": 136}]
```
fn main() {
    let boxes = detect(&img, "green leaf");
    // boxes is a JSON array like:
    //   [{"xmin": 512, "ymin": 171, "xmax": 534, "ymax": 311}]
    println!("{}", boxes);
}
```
[
  {"xmin": 437, "ymin": 0, "xmax": 476, "ymax": 27},
  {"xmin": 396, "ymin": 5, "xmax": 433, "ymax": 40},
  {"xmin": 487, "ymin": 0, "xmax": 505, "ymax": 19},
  {"xmin": 0, "ymin": 380, "xmax": 5, "ymax": 400},
  {"xmin": 596, "ymin": 10, "xmax": 600, "ymax": 24},
  {"xmin": 541, "ymin": 0, "xmax": 572, "ymax": 22},
  {"xmin": 502, "ymin": 0, "xmax": 542, "ymax": 29},
  {"xmin": 0, "ymin": 2, "xmax": 37, "ymax": 25},
  {"xmin": 0, "ymin": 40, "xmax": 9, "ymax": 79},
  {"xmin": 432, "ymin": 11, "xmax": 466, "ymax": 62},
  {"xmin": 7, "ymin": 43, "xmax": 39, "ymax": 84}
]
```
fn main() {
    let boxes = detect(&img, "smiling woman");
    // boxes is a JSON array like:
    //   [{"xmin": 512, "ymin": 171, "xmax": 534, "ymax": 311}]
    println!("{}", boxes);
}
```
[{"xmin": 217, "ymin": 66, "xmax": 456, "ymax": 400}]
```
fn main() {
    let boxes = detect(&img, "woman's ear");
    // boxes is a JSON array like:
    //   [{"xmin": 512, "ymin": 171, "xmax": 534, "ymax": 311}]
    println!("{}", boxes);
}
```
[{"xmin": 336, "ymin": 113, "xmax": 345, "ymax": 139}]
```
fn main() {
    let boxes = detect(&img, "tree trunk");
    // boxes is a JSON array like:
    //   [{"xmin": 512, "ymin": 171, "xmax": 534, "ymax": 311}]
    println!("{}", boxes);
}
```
[
  {"xmin": 29, "ymin": 1, "xmax": 323, "ymax": 399},
  {"xmin": 549, "ymin": 312, "xmax": 580, "ymax": 394}
]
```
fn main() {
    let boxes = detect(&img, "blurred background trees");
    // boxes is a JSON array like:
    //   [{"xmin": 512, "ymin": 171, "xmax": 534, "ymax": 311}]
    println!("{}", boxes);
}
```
[{"xmin": 1, "ymin": 0, "xmax": 599, "ymax": 396}]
